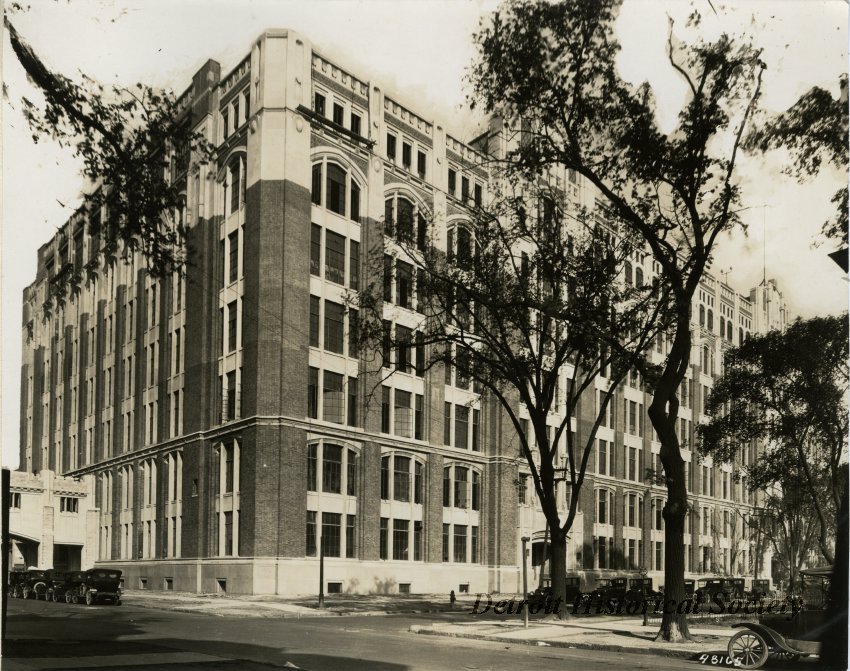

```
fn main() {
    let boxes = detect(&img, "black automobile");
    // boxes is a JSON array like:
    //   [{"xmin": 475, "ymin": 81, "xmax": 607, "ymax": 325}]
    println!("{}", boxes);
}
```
[
  {"xmin": 590, "ymin": 577, "xmax": 628, "ymax": 605},
  {"xmin": 749, "ymin": 578, "xmax": 771, "ymax": 600},
  {"xmin": 16, "ymin": 569, "xmax": 51, "ymax": 600},
  {"xmin": 527, "ymin": 576, "xmax": 582, "ymax": 606},
  {"xmin": 76, "ymin": 568, "xmax": 123, "ymax": 605},
  {"xmin": 625, "ymin": 577, "xmax": 662, "ymax": 604},
  {"xmin": 49, "ymin": 570, "xmax": 87, "ymax": 603},
  {"xmin": 684, "ymin": 579, "xmax": 695, "ymax": 598},
  {"xmin": 695, "ymin": 577, "xmax": 742, "ymax": 604}
]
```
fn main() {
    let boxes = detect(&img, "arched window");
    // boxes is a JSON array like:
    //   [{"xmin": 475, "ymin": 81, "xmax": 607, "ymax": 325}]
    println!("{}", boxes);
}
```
[
  {"xmin": 223, "ymin": 155, "xmax": 246, "ymax": 216},
  {"xmin": 311, "ymin": 159, "xmax": 361, "ymax": 222},
  {"xmin": 707, "ymin": 309, "xmax": 714, "ymax": 331},
  {"xmin": 727, "ymin": 322, "xmax": 733, "ymax": 341},
  {"xmin": 699, "ymin": 305, "xmax": 705, "ymax": 327},
  {"xmin": 739, "ymin": 327, "xmax": 744, "ymax": 344},
  {"xmin": 635, "ymin": 267, "xmax": 644, "ymax": 288},
  {"xmin": 719, "ymin": 316, "xmax": 725, "ymax": 339},
  {"xmin": 385, "ymin": 194, "xmax": 427, "ymax": 251},
  {"xmin": 624, "ymin": 260, "xmax": 633, "ymax": 286}
]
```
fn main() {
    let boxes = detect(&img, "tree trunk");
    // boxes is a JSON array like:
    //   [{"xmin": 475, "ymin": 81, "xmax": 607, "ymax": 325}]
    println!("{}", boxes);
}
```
[
  {"xmin": 654, "ymin": 454, "xmax": 691, "ymax": 642},
  {"xmin": 548, "ymin": 527, "xmax": 568, "ymax": 618}
]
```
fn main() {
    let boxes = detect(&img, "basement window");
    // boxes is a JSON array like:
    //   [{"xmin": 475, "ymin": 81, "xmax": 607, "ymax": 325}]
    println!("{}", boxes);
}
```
[{"xmin": 327, "ymin": 582, "xmax": 342, "ymax": 594}]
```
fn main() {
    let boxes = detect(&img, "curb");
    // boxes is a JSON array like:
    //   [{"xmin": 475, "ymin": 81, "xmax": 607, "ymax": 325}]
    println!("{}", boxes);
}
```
[{"xmin": 409, "ymin": 625, "xmax": 722, "ymax": 660}]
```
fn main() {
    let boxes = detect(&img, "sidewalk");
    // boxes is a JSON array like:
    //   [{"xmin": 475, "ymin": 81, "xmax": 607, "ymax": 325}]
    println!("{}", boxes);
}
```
[
  {"xmin": 410, "ymin": 616, "xmax": 738, "ymax": 659},
  {"xmin": 122, "ymin": 590, "xmax": 477, "ymax": 618}
]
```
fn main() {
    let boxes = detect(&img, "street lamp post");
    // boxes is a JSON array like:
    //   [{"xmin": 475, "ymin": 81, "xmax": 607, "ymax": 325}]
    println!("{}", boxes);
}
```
[{"xmin": 521, "ymin": 536, "xmax": 530, "ymax": 629}]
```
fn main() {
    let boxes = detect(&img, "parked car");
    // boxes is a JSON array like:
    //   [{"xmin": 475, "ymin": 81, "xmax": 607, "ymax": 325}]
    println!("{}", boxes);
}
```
[
  {"xmin": 696, "ymin": 577, "xmax": 744, "ymax": 604},
  {"xmin": 625, "ymin": 577, "xmax": 662, "ymax": 603},
  {"xmin": 49, "ymin": 571, "xmax": 87, "ymax": 603},
  {"xmin": 590, "ymin": 577, "xmax": 628, "ymax": 605},
  {"xmin": 75, "ymin": 568, "xmax": 123, "ymax": 605},
  {"xmin": 748, "ymin": 579, "xmax": 771, "ymax": 600},
  {"xmin": 17, "ymin": 569, "xmax": 51, "ymax": 600},
  {"xmin": 527, "ymin": 576, "xmax": 582, "ymax": 605},
  {"xmin": 684, "ymin": 579, "xmax": 695, "ymax": 598}
]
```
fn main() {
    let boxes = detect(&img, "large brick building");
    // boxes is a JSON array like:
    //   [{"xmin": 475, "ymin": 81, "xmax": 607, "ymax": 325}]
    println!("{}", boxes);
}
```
[{"xmin": 18, "ymin": 29, "xmax": 783, "ymax": 595}]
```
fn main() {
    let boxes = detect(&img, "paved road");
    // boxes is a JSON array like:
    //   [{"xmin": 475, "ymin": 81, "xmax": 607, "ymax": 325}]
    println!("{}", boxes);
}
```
[{"xmin": 2, "ymin": 597, "xmax": 808, "ymax": 671}]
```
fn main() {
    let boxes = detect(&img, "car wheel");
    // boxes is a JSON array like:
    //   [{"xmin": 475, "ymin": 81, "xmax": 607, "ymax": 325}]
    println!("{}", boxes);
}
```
[
  {"xmin": 23, "ymin": 588, "xmax": 31, "ymax": 600},
  {"xmin": 728, "ymin": 630, "xmax": 770, "ymax": 669},
  {"xmin": 65, "ymin": 590, "xmax": 74, "ymax": 604},
  {"xmin": 51, "ymin": 590, "xmax": 59, "ymax": 603},
  {"xmin": 85, "ymin": 590, "xmax": 95, "ymax": 606}
]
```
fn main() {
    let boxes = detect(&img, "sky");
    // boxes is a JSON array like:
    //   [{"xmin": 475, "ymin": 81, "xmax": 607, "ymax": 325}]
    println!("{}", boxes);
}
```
[{"xmin": 2, "ymin": 0, "xmax": 847, "ymax": 469}]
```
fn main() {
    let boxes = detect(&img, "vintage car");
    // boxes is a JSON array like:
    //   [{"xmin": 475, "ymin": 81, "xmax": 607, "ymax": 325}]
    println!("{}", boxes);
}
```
[
  {"xmin": 727, "ymin": 567, "xmax": 831, "ymax": 669},
  {"xmin": 695, "ymin": 577, "xmax": 748, "ymax": 605},
  {"xmin": 14, "ymin": 569, "xmax": 51, "ymax": 600},
  {"xmin": 48, "ymin": 571, "xmax": 87, "ymax": 603},
  {"xmin": 748, "ymin": 578, "xmax": 771, "ymax": 600},
  {"xmin": 684, "ymin": 579, "xmax": 695, "ymax": 597},
  {"xmin": 527, "ymin": 576, "xmax": 582, "ymax": 606},
  {"xmin": 74, "ymin": 568, "xmax": 123, "ymax": 605},
  {"xmin": 625, "ymin": 577, "xmax": 662, "ymax": 603},
  {"xmin": 589, "ymin": 577, "xmax": 629, "ymax": 605}
]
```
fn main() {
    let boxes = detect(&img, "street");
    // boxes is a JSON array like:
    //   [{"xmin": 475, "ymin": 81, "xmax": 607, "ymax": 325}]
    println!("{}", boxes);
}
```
[{"xmin": 4, "ymin": 597, "xmax": 724, "ymax": 671}]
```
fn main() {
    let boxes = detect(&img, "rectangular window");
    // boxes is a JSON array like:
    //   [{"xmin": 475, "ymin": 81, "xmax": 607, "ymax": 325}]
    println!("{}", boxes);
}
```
[
  {"xmin": 414, "ymin": 521, "xmax": 423, "ymax": 561},
  {"xmin": 414, "ymin": 461, "xmax": 424, "ymax": 504},
  {"xmin": 348, "ymin": 308, "xmax": 359, "ymax": 359},
  {"xmin": 454, "ymin": 468, "xmax": 469, "ymax": 509},
  {"xmin": 414, "ymin": 394, "xmax": 424, "ymax": 440},
  {"xmin": 307, "ymin": 367, "xmax": 319, "ymax": 419},
  {"xmin": 393, "ymin": 456, "xmax": 410, "ymax": 502},
  {"xmin": 453, "ymin": 525, "xmax": 467, "ymax": 563},
  {"xmin": 382, "ymin": 320, "xmax": 392, "ymax": 368},
  {"xmin": 472, "ymin": 409, "xmax": 480, "ymax": 451},
  {"xmin": 325, "ymin": 231, "xmax": 345, "ymax": 285},
  {"xmin": 310, "ymin": 224, "xmax": 321, "ymax": 275},
  {"xmin": 225, "ymin": 371, "xmax": 237, "ymax": 420},
  {"xmin": 442, "ymin": 523, "xmax": 450, "ymax": 562},
  {"xmin": 381, "ymin": 386, "xmax": 391, "ymax": 433},
  {"xmin": 417, "ymin": 151, "xmax": 426, "ymax": 179},
  {"xmin": 307, "ymin": 445, "xmax": 317, "ymax": 491},
  {"xmin": 322, "ymin": 512, "xmax": 341, "ymax": 558},
  {"xmin": 227, "ymin": 301, "xmax": 238, "ymax": 352},
  {"xmin": 396, "ymin": 261, "xmax": 412, "ymax": 309},
  {"xmin": 324, "ymin": 300, "xmax": 344, "ymax": 354},
  {"xmin": 395, "ymin": 325, "xmax": 412, "ymax": 373},
  {"xmin": 346, "ymin": 514, "xmax": 356, "ymax": 558},
  {"xmin": 448, "ymin": 168, "xmax": 457, "ymax": 196},
  {"xmin": 223, "ymin": 511, "xmax": 233, "ymax": 556},
  {"xmin": 228, "ymin": 231, "xmax": 239, "ymax": 284},
  {"xmin": 347, "ymin": 449, "xmax": 357, "ymax": 496},
  {"xmin": 471, "ymin": 526, "xmax": 479, "ymax": 563},
  {"xmin": 386, "ymin": 133, "xmax": 396, "ymax": 161},
  {"xmin": 348, "ymin": 240, "xmax": 359, "ymax": 290},
  {"xmin": 332, "ymin": 102, "xmax": 344, "ymax": 126},
  {"xmin": 474, "ymin": 183, "xmax": 483, "ymax": 207},
  {"xmin": 309, "ymin": 296, "xmax": 320, "ymax": 347},
  {"xmin": 380, "ymin": 517, "xmax": 389, "ymax": 559},
  {"xmin": 461, "ymin": 176, "xmax": 470, "ymax": 202},
  {"xmin": 443, "ymin": 402, "xmax": 452, "ymax": 445},
  {"xmin": 307, "ymin": 510, "xmax": 316, "ymax": 557},
  {"xmin": 402, "ymin": 141, "xmax": 412, "ymax": 170},
  {"xmin": 443, "ymin": 468, "xmax": 451, "ymax": 507},
  {"xmin": 472, "ymin": 471, "xmax": 481, "ymax": 511},
  {"xmin": 10, "ymin": 492, "xmax": 21, "ymax": 508},
  {"xmin": 414, "ymin": 332, "xmax": 425, "ymax": 377},
  {"xmin": 383, "ymin": 255, "xmax": 393, "ymax": 303},
  {"xmin": 394, "ymin": 390, "xmax": 412, "ymax": 438},
  {"xmin": 350, "ymin": 112, "xmax": 361, "ymax": 136},
  {"xmin": 314, "ymin": 92, "xmax": 326, "ymax": 116},
  {"xmin": 322, "ymin": 444, "xmax": 342, "ymax": 493},
  {"xmin": 322, "ymin": 371, "xmax": 344, "ymax": 424},
  {"xmin": 393, "ymin": 519, "xmax": 409, "ymax": 560},
  {"xmin": 346, "ymin": 376, "xmax": 358, "ymax": 427},
  {"xmin": 381, "ymin": 456, "xmax": 389, "ymax": 499},
  {"xmin": 454, "ymin": 405, "xmax": 469, "ymax": 449}
]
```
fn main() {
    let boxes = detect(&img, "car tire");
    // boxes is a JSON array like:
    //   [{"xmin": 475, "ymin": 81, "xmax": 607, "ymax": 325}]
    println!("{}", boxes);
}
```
[
  {"xmin": 65, "ymin": 590, "xmax": 74, "ymax": 604},
  {"xmin": 85, "ymin": 590, "xmax": 95, "ymax": 606},
  {"xmin": 51, "ymin": 590, "xmax": 59, "ymax": 603}
]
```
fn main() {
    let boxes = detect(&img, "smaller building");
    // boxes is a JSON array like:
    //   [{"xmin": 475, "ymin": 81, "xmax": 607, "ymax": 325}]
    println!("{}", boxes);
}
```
[{"xmin": 8, "ymin": 469, "xmax": 97, "ymax": 571}]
